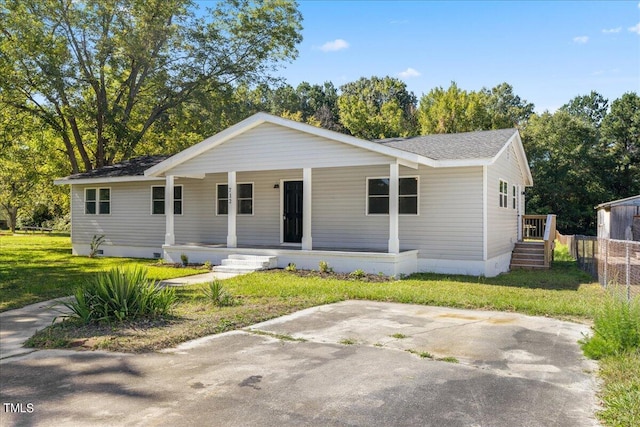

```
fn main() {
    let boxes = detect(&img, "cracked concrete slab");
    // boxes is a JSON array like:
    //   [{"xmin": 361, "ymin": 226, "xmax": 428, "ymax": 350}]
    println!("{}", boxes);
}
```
[{"xmin": 0, "ymin": 301, "xmax": 600, "ymax": 426}]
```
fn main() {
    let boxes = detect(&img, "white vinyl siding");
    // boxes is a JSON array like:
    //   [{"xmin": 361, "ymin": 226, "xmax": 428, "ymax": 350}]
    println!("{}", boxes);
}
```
[
  {"xmin": 167, "ymin": 122, "xmax": 394, "ymax": 176},
  {"xmin": 487, "ymin": 144, "xmax": 526, "ymax": 259},
  {"xmin": 71, "ymin": 165, "xmax": 485, "ymax": 261},
  {"xmin": 398, "ymin": 166, "xmax": 484, "ymax": 261},
  {"xmin": 73, "ymin": 182, "xmax": 165, "ymax": 249},
  {"xmin": 313, "ymin": 165, "xmax": 483, "ymax": 259}
]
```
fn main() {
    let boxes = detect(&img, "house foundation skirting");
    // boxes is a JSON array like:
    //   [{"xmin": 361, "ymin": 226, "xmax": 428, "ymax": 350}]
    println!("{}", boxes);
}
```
[
  {"xmin": 163, "ymin": 244, "xmax": 419, "ymax": 277},
  {"xmin": 71, "ymin": 243, "xmax": 163, "ymax": 260},
  {"xmin": 417, "ymin": 252, "xmax": 512, "ymax": 277}
]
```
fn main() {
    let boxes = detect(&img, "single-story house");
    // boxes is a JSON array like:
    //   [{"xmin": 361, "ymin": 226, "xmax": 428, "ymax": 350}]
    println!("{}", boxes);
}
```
[
  {"xmin": 596, "ymin": 195, "xmax": 640, "ymax": 241},
  {"xmin": 55, "ymin": 113, "xmax": 533, "ymax": 277}
]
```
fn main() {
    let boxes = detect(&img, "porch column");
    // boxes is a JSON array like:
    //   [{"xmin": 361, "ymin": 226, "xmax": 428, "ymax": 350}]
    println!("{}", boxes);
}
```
[
  {"xmin": 165, "ymin": 175, "xmax": 175, "ymax": 245},
  {"xmin": 227, "ymin": 171, "xmax": 237, "ymax": 248},
  {"xmin": 388, "ymin": 163, "xmax": 400, "ymax": 254},
  {"xmin": 302, "ymin": 167, "xmax": 312, "ymax": 250}
]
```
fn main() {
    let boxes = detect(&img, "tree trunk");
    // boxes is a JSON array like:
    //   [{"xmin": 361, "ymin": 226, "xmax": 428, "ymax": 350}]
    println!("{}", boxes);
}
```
[{"xmin": 8, "ymin": 205, "xmax": 18, "ymax": 234}]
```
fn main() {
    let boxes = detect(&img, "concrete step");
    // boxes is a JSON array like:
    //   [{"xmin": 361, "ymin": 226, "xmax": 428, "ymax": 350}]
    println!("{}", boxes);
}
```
[
  {"xmin": 212, "ymin": 265, "xmax": 266, "ymax": 274},
  {"xmin": 227, "ymin": 254, "xmax": 278, "ymax": 268},
  {"xmin": 221, "ymin": 259, "xmax": 273, "ymax": 268},
  {"xmin": 212, "ymin": 255, "xmax": 278, "ymax": 274}
]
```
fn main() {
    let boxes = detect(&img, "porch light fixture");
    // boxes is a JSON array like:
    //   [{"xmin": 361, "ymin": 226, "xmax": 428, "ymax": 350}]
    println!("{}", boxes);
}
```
[{"xmin": 273, "ymin": 184, "xmax": 279, "ymax": 189}]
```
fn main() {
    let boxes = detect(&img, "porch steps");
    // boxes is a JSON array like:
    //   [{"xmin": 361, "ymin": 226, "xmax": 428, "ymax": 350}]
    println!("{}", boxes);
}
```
[
  {"xmin": 510, "ymin": 242, "xmax": 547, "ymax": 270},
  {"xmin": 212, "ymin": 254, "xmax": 278, "ymax": 274}
]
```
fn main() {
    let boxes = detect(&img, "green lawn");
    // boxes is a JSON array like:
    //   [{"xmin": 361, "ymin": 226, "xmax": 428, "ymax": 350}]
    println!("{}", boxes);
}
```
[{"xmin": 0, "ymin": 233, "xmax": 204, "ymax": 311}]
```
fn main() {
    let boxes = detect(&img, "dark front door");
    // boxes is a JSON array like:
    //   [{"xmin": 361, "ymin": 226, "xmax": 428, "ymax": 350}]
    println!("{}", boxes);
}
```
[{"xmin": 283, "ymin": 181, "xmax": 303, "ymax": 243}]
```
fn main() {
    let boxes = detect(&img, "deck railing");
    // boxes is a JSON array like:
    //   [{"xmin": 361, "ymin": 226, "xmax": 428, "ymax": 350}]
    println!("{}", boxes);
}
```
[{"xmin": 522, "ymin": 214, "xmax": 557, "ymax": 267}]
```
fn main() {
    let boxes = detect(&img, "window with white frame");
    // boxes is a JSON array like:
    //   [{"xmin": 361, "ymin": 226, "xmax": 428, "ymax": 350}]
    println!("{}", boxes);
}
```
[
  {"xmin": 217, "ymin": 183, "xmax": 253, "ymax": 215},
  {"xmin": 85, "ymin": 188, "xmax": 110, "ymax": 214},
  {"xmin": 499, "ymin": 180, "xmax": 508, "ymax": 208},
  {"xmin": 367, "ymin": 177, "xmax": 418, "ymax": 215},
  {"xmin": 151, "ymin": 185, "xmax": 182, "ymax": 215}
]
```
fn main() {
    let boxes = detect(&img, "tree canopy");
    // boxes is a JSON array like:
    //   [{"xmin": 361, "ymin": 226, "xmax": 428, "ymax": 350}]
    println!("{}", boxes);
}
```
[
  {"xmin": 1, "ymin": 0, "xmax": 303, "ymax": 173},
  {"xmin": 337, "ymin": 76, "xmax": 418, "ymax": 139}
]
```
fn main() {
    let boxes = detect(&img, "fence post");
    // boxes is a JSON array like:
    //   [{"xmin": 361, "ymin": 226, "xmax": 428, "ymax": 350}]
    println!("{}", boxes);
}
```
[
  {"xmin": 626, "ymin": 242, "xmax": 631, "ymax": 301},
  {"xmin": 603, "ymin": 238, "xmax": 608, "ymax": 289}
]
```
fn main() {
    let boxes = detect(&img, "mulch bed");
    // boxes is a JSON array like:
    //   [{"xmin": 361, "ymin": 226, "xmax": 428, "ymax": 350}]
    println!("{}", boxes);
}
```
[{"xmin": 266, "ymin": 268, "xmax": 394, "ymax": 283}]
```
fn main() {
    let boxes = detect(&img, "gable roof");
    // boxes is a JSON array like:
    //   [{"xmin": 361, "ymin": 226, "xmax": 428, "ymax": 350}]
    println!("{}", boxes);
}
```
[
  {"xmin": 376, "ymin": 128, "xmax": 518, "ymax": 160},
  {"xmin": 55, "ymin": 113, "xmax": 532, "ymax": 186},
  {"xmin": 145, "ymin": 112, "xmax": 531, "ymax": 183}
]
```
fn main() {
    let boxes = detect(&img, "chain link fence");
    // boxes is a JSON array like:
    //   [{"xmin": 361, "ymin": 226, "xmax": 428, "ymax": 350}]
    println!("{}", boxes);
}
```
[
  {"xmin": 598, "ymin": 238, "xmax": 640, "ymax": 300},
  {"xmin": 557, "ymin": 233, "xmax": 640, "ymax": 300}
]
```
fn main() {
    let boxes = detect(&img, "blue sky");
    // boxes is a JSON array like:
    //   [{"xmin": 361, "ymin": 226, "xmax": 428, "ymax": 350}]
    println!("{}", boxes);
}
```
[{"xmin": 204, "ymin": 1, "xmax": 640, "ymax": 113}]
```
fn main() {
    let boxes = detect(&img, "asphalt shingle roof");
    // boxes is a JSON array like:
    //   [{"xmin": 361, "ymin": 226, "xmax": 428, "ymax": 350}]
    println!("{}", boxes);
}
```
[
  {"xmin": 65, "ymin": 155, "xmax": 171, "ymax": 180},
  {"xmin": 375, "ymin": 128, "xmax": 518, "ymax": 160}
]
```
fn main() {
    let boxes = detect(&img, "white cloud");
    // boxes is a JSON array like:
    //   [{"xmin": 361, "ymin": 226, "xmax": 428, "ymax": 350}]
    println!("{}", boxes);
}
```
[
  {"xmin": 629, "ymin": 22, "xmax": 640, "ymax": 34},
  {"xmin": 319, "ymin": 39, "xmax": 349, "ymax": 52},
  {"xmin": 573, "ymin": 36, "xmax": 589, "ymax": 44},
  {"xmin": 602, "ymin": 27, "xmax": 621, "ymax": 34},
  {"xmin": 390, "ymin": 19, "xmax": 409, "ymax": 25},
  {"xmin": 398, "ymin": 67, "xmax": 421, "ymax": 78}
]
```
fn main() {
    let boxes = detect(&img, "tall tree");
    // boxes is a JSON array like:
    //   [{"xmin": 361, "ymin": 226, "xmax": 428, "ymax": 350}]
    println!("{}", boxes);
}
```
[
  {"xmin": 417, "ymin": 82, "xmax": 489, "ymax": 134},
  {"xmin": 482, "ymin": 82, "xmax": 534, "ymax": 129},
  {"xmin": 296, "ymin": 81, "xmax": 343, "ymax": 131},
  {"xmin": 0, "ymin": 0, "xmax": 303, "ymax": 173},
  {"xmin": 600, "ymin": 92, "xmax": 640, "ymax": 199},
  {"xmin": 560, "ymin": 91, "xmax": 609, "ymax": 128},
  {"xmin": 522, "ymin": 111, "xmax": 606, "ymax": 234},
  {"xmin": 0, "ymin": 106, "xmax": 66, "ymax": 232},
  {"xmin": 338, "ymin": 76, "xmax": 417, "ymax": 139}
]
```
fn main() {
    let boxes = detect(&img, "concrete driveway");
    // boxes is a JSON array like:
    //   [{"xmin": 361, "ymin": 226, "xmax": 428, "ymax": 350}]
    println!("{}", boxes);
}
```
[{"xmin": 0, "ymin": 301, "xmax": 599, "ymax": 426}]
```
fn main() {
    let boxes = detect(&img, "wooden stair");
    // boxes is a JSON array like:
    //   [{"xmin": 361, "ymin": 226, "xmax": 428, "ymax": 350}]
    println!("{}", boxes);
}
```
[{"xmin": 510, "ymin": 242, "xmax": 547, "ymax": 270}]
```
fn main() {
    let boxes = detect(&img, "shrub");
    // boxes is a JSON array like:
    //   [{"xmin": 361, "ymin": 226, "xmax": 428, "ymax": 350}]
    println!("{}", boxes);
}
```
[
  {"xmin": 580, "ymin": 291, "xmax": 640, "ymax": 359},
  {"xmin": 285, "ymin": 263, "xmax": 297, "ymax": 272},
  {"xmin": 89, "ymin": 234, "xmax": 105, "ymax": 258},
  {"xmin": 202, "ymin": 280, "xmax": 235, "ymax": 307},
  {"xmin": 318, "ymin": 260, "xmax": 331, "ymax": 273},
  {"xmin": 349, "ymin": 269, "xmax": 366, "ymax": 279},
  {"xmin": 180, "ymin": 253, "xmax": 189, "ymax": 266},
  {"xmin": 203, "ymin": 260, "xmax": 212, "ymax": 270},
  {"xmin": 59, "ymin": 266, "xmax": 176, "ymax": 323}
]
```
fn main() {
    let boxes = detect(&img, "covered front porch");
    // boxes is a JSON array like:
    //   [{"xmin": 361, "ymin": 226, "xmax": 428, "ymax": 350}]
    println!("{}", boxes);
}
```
[{"xmin": 157, "ymin": 161, "xmax": 419, "ymax": 277}]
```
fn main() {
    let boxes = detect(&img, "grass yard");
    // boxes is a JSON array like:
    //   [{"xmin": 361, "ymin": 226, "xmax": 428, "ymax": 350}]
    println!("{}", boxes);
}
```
[{"xmin": 0, "ymin": 233, "xmax": 204, "ymax": 311}]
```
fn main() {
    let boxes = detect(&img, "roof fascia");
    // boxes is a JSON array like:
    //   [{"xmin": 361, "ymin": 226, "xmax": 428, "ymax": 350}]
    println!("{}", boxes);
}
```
[
  {"xmin": 54, "ymin": 176, "xmax": 165, "ymax": 185},
  {"xmin": 595, "ymin": 194, "xmax": 640, "ymax": 210}
]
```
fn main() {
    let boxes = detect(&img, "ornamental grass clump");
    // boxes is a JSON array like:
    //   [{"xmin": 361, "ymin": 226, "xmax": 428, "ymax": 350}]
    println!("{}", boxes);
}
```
[{"xmin": 60, "ymin": 266, "xmax": 176, "ymax": 323}]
